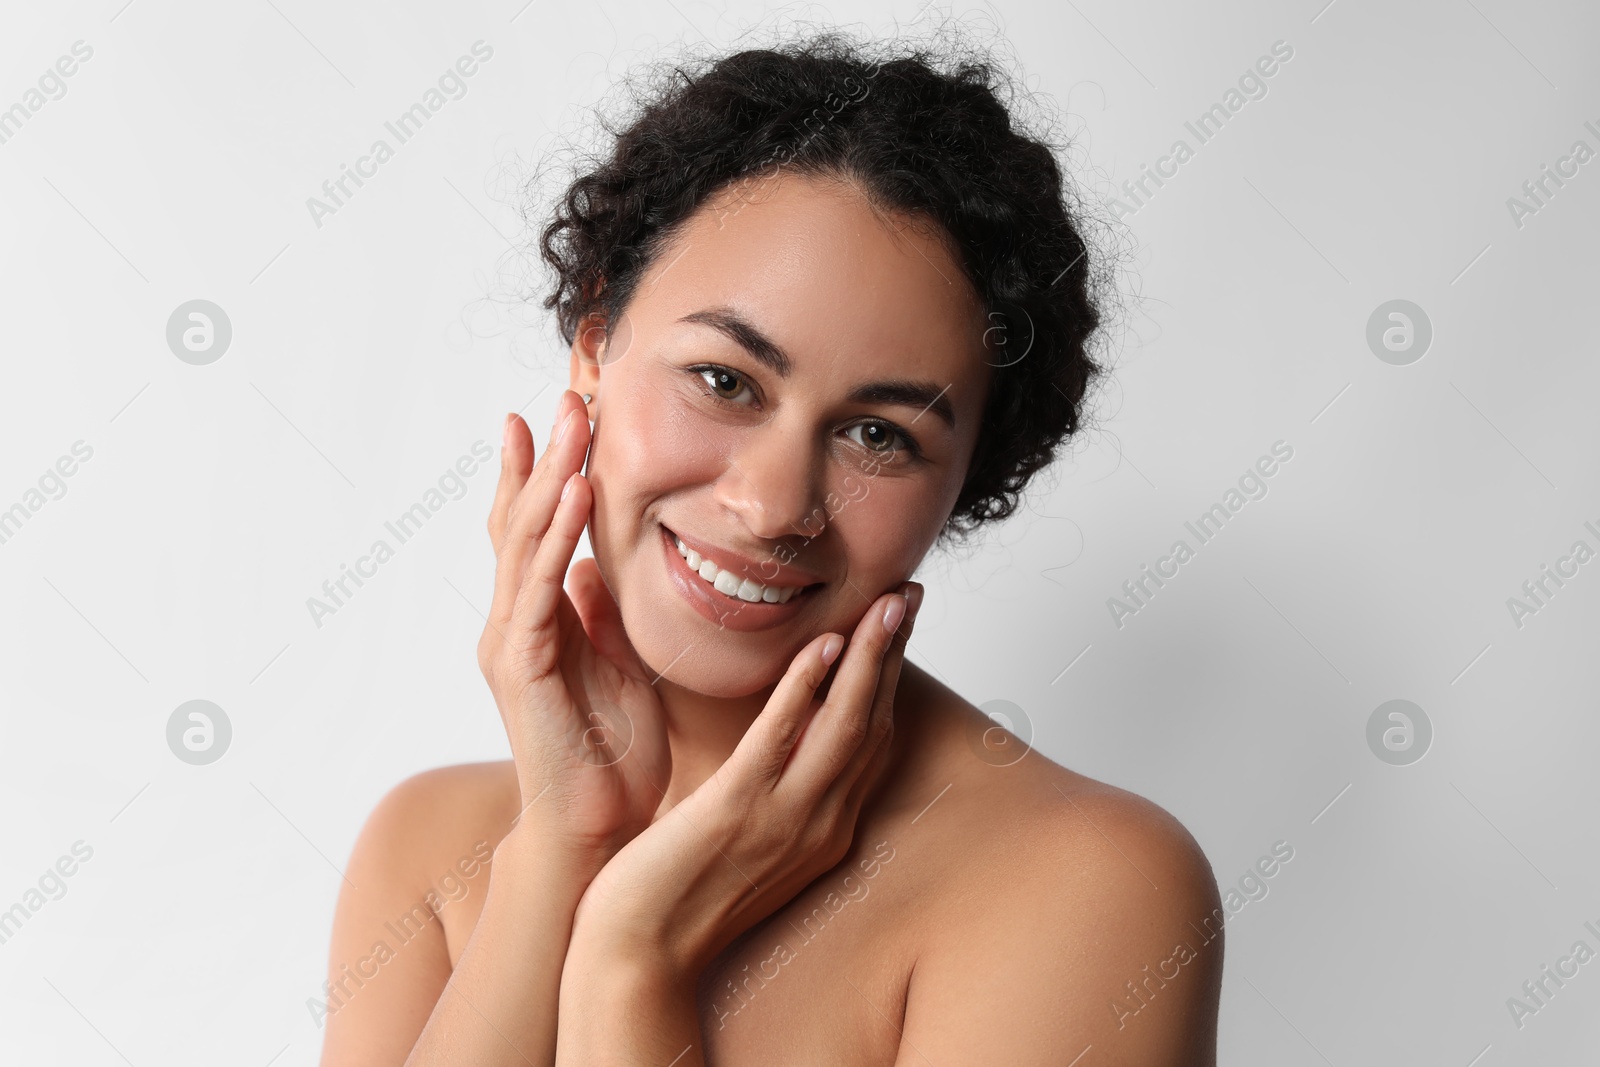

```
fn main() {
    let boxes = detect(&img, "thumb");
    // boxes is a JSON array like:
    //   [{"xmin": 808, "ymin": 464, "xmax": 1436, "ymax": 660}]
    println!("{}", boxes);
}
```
[{"xmin": 566, "ymin": 556, "xmax": 645, "ymax": 678}]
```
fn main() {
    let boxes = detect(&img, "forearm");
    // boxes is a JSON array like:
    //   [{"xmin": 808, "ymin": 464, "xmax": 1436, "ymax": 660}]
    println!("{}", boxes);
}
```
[
  {"xmin": 555, "ymin": 939, "xmax": 706, "ymax": 1067},
  {"xmin": 403, "ymin": 824, "xmax": 605, "ymax": 1067}
]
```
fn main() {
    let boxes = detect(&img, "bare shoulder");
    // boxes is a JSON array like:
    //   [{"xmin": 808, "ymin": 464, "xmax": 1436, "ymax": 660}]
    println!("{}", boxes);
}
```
[
  {"xmin": 318, "ymin": 762, "xmax": 520, "ymax": 1061},
  {"xmin": 929, "ymin": 721, "xmax": 1221, "ymax": 933},
  {"xmin": 337, "ymin": 760, "xmax": 521, "ymax": 956},
  {"xmin": 898, "ymin": 668, "xmax": 1218, "ymax": 904},
  {"xmin": 359, "ymin": 759, "xmax": 523, "ymax": 863},
  {"xmin": 887, "ymin": 672, "xmax": 1224, "ymax": 1063}
]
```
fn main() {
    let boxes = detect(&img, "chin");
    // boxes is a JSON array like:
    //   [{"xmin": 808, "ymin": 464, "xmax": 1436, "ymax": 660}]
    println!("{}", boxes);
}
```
[{"xmin": 628, "ymin": 620, "xmax": 802, "ymax": 699}]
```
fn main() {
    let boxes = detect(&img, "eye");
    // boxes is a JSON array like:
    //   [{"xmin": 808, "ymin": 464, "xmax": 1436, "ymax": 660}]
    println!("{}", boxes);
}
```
[
  {"xmin": 845, "ymin": 420, "xmax": 916, "ymax": 458},
  {"xmin": 693, "ymin": 365, "xmax": 757, "ymax": 406}
]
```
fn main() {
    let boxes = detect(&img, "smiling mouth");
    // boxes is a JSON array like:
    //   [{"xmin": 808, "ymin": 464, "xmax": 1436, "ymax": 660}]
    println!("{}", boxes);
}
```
[{"xmin": 663, "ymin": 526, "xmax": 819, "ymax": 605}]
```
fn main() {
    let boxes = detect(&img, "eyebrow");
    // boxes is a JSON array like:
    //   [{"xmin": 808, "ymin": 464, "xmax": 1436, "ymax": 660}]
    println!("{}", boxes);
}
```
[{"xmin": 676, "ymin": 306, "xmax": 957, "ymax": 429}]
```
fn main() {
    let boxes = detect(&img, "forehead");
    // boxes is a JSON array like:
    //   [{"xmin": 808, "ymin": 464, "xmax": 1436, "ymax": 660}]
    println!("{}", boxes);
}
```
[{"xmin": 627, "ymin": 172, "xmax": 989, "ymax": 401}]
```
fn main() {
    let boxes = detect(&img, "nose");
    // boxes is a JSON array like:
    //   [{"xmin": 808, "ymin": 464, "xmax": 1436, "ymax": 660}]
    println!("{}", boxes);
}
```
[{"xmin": 712, "ymin": 419, "xmax": 829, "ymax": 542}]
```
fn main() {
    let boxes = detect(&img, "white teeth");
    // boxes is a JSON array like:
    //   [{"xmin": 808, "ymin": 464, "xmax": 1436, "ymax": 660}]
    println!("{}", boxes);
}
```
[{"xmin": 673, "ymin": 532, "xmax": 802, "ymax": 605}]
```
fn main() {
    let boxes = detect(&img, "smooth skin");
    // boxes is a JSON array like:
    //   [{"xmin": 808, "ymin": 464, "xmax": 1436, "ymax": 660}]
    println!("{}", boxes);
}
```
[{"xmin": 318, "ymin": 173, "xmax": 1223, "ymax": 1065}]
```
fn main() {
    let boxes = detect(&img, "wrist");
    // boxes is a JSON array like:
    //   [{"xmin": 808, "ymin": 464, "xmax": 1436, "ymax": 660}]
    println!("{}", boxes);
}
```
[
  {"xmin": 569, "ymin": 881, "xmax": 713, "ymax": 983},
  {"xmin": 555, "ymin": 945, "xmax": 701, "ymax": 1066},
  {"xmin": 494, "ymin": 818, "xmax": 616, "ymax": 889},
  {"xmin": 563, "ymin": 929, "xmax": 697, "ymax": 1008}
]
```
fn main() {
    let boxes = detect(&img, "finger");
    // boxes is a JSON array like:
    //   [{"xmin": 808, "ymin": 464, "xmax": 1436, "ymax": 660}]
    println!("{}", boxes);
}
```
[
  {"xmin": 827, "ymin": 581, "xmax": 921, "ymax": 799},
  {"xmin": 732, "ymin": 632, "xmax": 847, "ymax": 786},
  {"xmin": 787, "ymin": 587, "xmax": 910, "ymax": 787},
  {"xmin": 487, "ymin": 412, "xmax": 534, "ymax": 550},
  {"xmin": 566, "ymin": 556, "xmax": 645, "ymax": 678},
  {"xmin": 840, "ymin": 710, "xmax": 897, "ymax": 822},
  {"xmin": 507, "ymin": 469, "xmax": 590, "ymax": 664},
  {"xmin": 503, "ymin": 393, "xmax": 578, "ymax": 532},
  {"xmin": 488, "ymin": 392, "xmax": 589, "ymax": 633}
]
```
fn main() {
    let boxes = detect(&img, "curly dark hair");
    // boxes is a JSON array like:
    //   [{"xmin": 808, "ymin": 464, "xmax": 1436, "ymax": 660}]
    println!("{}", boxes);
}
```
[{"xmin": 535, "ymin": 27, "xmax": 1115, "ymax": 541}]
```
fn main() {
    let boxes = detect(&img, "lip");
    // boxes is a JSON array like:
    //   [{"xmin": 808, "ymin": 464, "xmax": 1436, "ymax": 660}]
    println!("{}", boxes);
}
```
[
  {"xmin": 659, "ymin": 524, "xmax": 819, "ymax": 632},
  {"xmin": 669, "ymin": 526, "xmax": 823, "ymax": 589}
]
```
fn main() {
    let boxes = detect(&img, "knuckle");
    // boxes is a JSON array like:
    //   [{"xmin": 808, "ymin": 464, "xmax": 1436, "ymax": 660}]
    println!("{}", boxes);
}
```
[
  {"xmin": 519, "ymin": 630, "xmax": 560, "ymax": 683},
  {"xmin": 828, "ymin": 832, "xmax": 854, "ymax": 869},
  {"xmin": 797, "ymin": 659, "xmax": 828, "ymax": 692},
  {"xmin": 812, "ymin": 815, "xmax": 853, "ymax": 863},
  {"xmin": 809, "ymin": 803, "xmax": 838, "ymax": 839},
  {"xmin": 508, "ymin": 653, "xmax": 549, "ymax": 693},
  {"xmin": 800, "ymin": 815, "xmax": 832, "ymax": 853},
  {"xmin": 532, "ymin": 562, "xmax": 566, "ymax": 595},
  {"xmin": 834, "ymin": 712, "xmax": 870, "ymax": 750},
  {"xmin": 751, "ymin": 730, "xmax": 793, "ymax": 776},
  {"xmin": 825, "ymin": 804, "xmax": 857, "ymax": 848},
  {"xmin": 868, "ymin": 709, "xmax": 894, "ymax": 747},
  {"xmin": 823, "ymin": 821, "xmax": 852, "ymax": 858},
  {"xmin": 722, "ymin": 792, "xmax": 762, "ymax": 841}
]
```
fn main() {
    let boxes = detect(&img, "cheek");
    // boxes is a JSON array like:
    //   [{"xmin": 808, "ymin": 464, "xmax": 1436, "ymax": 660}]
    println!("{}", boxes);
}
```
[
  {"xmin": 827, "ymin": 475, "xmax": 941, "ymax": 581},
  {"xmin": 591, "ymin": 387, "xmax": 722, "ymax": 503},
  {"xmin": 586, "ymin": 384, "xmax": 731, "ymax": 591}
]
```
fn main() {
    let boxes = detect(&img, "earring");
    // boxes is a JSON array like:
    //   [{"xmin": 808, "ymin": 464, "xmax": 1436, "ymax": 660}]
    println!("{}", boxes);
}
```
[{"xmin": 581, "ymin": 392, "xmax": 592, "ymax": 404}]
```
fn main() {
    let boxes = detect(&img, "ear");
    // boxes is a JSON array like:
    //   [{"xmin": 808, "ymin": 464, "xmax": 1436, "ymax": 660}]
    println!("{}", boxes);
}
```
[{"xmin": 569, "ymin": 310, "xmax": 606, "ymax": 401}]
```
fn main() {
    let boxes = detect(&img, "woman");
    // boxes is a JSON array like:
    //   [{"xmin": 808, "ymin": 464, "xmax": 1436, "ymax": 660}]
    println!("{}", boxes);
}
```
[{"xmin": 319, "ymin": 30, "xmax": 1223, "ymax": 1066}]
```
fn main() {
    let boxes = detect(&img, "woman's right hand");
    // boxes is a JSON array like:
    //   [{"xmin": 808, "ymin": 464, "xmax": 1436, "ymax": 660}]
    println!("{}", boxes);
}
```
[{"xmin": 478, "ymin": 388, "xmax": 670, "ymax": 863}]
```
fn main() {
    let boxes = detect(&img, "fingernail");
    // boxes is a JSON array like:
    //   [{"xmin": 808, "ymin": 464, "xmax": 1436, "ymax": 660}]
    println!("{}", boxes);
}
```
[
  {"xmin": 554, "ymin": 410, "xmax": 573, "ymax": 446},
  {"xmin": 905, "ymin": 583, "xmax": 924, "ymax": 623},
  {"xmin": 821, "ymin": 634, "xmax": 844, "ymax": 666},
  {"xmin": 881, "ymin": 594, "xmax": 907, "ymax": 634},
  {"xmin": 560, "ymin": 473, "xmax": 576, "ymax": 502},
  {"xmin": 503, "ymin": 413, "xmax": 514, "ymax": 448}
]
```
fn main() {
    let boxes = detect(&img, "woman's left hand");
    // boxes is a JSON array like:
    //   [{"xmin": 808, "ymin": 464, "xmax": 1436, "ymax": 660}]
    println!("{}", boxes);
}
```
[{"xmin": 563, "ymin": 580, "xmax": 924, "ymax": 982}]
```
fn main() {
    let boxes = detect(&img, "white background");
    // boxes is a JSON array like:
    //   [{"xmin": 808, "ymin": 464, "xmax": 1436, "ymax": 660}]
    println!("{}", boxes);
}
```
[{"xmin": 1, "ymin": 0, "xmax": 1597, "ymax": 1063}]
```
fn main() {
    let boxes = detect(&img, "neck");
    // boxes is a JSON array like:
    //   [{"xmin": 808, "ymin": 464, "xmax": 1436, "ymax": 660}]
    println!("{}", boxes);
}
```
[
  {"xmin": 651, "ymin": 677, "xmax": 779, "ymax": 811},
  {"xmin": 646, "ymin": 662, "xmax": 936, "ymax": 818}
]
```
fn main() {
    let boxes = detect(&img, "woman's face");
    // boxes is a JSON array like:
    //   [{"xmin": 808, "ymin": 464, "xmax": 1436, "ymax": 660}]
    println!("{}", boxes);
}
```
[{"xmin": 571, "ymin": 172, "xmax": 992, "ymax": 698}]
